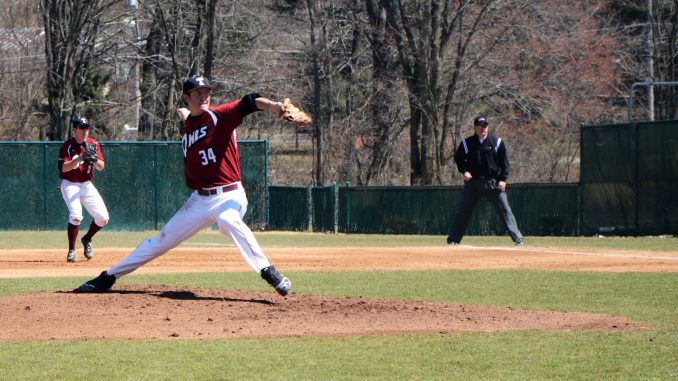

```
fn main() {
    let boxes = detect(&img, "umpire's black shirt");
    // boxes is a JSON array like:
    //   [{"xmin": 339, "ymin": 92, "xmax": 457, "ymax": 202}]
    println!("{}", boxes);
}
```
[{"xmin": 454, "ymin": 134, "xmax": 510, "ymax": 181}]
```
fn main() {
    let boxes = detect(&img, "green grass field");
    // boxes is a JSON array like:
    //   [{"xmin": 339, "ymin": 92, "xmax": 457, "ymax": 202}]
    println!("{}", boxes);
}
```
[{"xmin": 0, "ymin": 232, "xmax": 676, "ymax": 380}]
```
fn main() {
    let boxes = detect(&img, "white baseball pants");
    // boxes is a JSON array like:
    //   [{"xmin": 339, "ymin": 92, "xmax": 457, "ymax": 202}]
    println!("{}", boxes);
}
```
[
  {"xmin": 107, "ymin": 182, "xmax": 271, "ymax": 278},
  {"xmin": 60, "ymin": 180, "xmax": 109, "ymax": 227}
]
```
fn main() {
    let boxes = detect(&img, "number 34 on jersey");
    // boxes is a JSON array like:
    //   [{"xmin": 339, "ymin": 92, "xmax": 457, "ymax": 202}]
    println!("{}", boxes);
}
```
[
  {"xmin": 182, "ymin": 124, "xmax": 217, "ymax": 166},
  {"xmin": 198, "ymin": 148, "xmax": 217, "ymax": 165}
]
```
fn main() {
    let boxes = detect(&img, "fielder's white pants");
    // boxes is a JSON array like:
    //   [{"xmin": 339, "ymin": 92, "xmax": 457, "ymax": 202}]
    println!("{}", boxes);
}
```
[
  {"xmin": 107, "ymin": 182, "xmax": 271, "ymax": 278},
  {"xmin": 60, "ymin": 180, "xmax": 110, "ymax": 227}
]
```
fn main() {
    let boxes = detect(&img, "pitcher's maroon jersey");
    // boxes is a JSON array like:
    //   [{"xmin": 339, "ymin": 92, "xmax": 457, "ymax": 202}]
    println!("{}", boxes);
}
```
[
  {"xmin": 181, "ymin": 100, "xmax": 244, "ymax": 190},
  {"xmin": 58, "ymin": 137, "xmax": 103, "ymax": 182}
]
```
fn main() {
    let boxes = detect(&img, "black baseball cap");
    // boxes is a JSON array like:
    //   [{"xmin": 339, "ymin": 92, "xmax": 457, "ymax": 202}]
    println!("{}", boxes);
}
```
[
  {"xmin": 473, "ymin": 115, "xmax": 489, "ymax": 126},
  {"xmin": 71, "ymin": 116, "xmax": 90, "ymax": 128},
  {"xmin": 182, "ymin": 75, "xmax": 214, "ymax": 94}
]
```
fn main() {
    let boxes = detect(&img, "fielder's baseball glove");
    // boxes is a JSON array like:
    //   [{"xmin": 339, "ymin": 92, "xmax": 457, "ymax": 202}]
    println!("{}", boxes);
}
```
[
  {"xmin": 279, "ymin": 98, "xmax": 312, "ymax": 127},
  {"xmin": 81, "ymin": 142, "xmax": 98, "ymax": 166}
]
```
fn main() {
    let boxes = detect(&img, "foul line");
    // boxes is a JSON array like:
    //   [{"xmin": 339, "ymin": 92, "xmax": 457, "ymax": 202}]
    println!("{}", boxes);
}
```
[
  {"xmin": 469, "ymin": 246, "xmax": 678, "ymax": 261},
  {"xmin": 181, "ymin": 242, "xmax": 235, "ymax": 247}
]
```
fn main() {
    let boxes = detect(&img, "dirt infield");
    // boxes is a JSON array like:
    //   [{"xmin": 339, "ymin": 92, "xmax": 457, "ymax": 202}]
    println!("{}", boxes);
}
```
[
  {"xmin": 1, "ymin": 245, "xmax": 673, "ymax": 341},
  {"xmin": 1, "ymin": 245, "xmax": 677, "ymax": 278}
]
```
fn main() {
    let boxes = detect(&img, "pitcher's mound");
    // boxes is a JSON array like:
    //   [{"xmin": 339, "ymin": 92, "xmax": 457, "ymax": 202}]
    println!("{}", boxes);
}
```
[{"xmin": 0, "ymin": 285, "xmax": 643, "ymax": 341}]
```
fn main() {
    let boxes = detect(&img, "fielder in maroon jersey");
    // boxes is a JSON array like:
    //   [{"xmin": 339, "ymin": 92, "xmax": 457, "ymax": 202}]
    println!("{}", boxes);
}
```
[
  {"xmin": 75, "ymin": 75, "xmax": 291, "ymax": 296},
  {"xmin": 58, "ymin": 117, "xmax": 109, "ymax": 262}
]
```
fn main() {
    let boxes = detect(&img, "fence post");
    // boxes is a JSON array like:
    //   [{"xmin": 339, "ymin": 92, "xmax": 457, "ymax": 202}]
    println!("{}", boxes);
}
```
[
  {"xmin": 578, "ymin": 125, "xmax": 583, "ymax": 236},
  {"xmin": 307, "ymin": 185, "xmax": 313, "ymax": 232},
  {"xmin": 634, "ymin": 123, "xmax": 640, "ymax": 236},
  {"xmin": 263, "ymin": 139, "xmax": 270, "ymax": 229},
  {"xmin": 332, "ymin": 181, "xmax": 338, "ymax": 234},
  {"xmin": 43, "ymin": 143, "xmax": 48, "ymax": 230},
  {"xmin": 153, "ymin": 144, "xmax": 159, "ymax": 230},
  {"xmin": 345, "ymin": 182, "xmax": 350, "ymax": 233}
]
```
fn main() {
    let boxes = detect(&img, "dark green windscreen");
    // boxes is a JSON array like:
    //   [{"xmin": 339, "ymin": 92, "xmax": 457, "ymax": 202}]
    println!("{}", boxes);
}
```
[
  {"xmin": 269, "ymin": 184, "xmax": 578, "ymax": 236},
  {"xmin": 0, "ymin": 141, "xmax": 268, "ymax": 231},
  {"xmin": 580, "ymin": 121, "xmax": 678, "ymax": 235}
]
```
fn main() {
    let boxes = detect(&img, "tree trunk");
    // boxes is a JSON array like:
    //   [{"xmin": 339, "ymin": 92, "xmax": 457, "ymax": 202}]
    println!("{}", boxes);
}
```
[
  {"xmin": 188, "ymin": 0, "xmax": 206, "ymax": 76},
  {"xmin": 364, "ymin": 0, "xmax": 400, "ymax": 185},
  {"xmin": 203, "ymin": 0, "xmax": 218, "ymax": 78},
  {"xmin": 41, "ymin": 0, "xmax": 109, "ymax": 141},
  {"xmin": 306, "ymin": 0, "xmax": 324, "ymax": 185},
  {"xmin": 140, "ymin": 8, "xmax": 164, "ymax": 140},
  {"xmin": 41, "ymin": 1, "xmax": 90, "ymax": 140}
]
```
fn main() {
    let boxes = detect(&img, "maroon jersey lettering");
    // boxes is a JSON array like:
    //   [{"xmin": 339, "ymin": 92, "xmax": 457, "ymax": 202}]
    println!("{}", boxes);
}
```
[{"xmin": 181, "ymin": 100, "xmax": 244, "ymax": 189}]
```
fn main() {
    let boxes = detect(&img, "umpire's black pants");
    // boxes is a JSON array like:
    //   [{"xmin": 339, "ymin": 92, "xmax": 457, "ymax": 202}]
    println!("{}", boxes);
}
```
[{"xmin": 447, "ymin": 178, "xmax": 523, "ymax": 244}]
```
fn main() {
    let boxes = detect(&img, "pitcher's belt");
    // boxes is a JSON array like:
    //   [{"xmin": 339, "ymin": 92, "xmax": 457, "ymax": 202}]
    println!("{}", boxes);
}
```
[{"xmin": 197, "ymin": 183, "xmax": 238, "ymax": 196}]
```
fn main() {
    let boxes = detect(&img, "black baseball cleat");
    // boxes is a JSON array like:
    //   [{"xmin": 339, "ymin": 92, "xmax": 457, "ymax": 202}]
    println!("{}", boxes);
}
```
[
  {"xmin": 446, "ymin": 237, "xmax": 459, "ymax": 246},
  {"xmin": 81, "ymin": 236, "xmax": 93, "ymax": 260},
  {"xmin": 260, "ymin": 266, "xmax": 291, "ymax": 296},
  {"xmin": 74, "ymin": 271, "xmax": 116, "ymax": 293}
]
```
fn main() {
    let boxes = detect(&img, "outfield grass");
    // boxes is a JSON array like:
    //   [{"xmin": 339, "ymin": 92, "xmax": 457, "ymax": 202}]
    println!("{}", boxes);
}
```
[
  {"xmin": 0, "ymin": 331, "xmax": 674, "ymax": 380},
  {"xmin": 0, "ymin": 233, "xmax": 676, "ymax": 380}
]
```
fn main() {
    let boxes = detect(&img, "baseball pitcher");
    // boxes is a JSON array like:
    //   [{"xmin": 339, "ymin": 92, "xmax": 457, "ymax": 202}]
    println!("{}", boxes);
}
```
[{"xmin": 75, "ymin": 75, "xmax": 311, "ymax": 296}]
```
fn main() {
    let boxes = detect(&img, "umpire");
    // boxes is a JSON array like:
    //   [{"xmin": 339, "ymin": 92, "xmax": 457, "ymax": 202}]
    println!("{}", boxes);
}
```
[{"xmin": 447, "ymin": 115, "xmax": 523, "ymax": 246}]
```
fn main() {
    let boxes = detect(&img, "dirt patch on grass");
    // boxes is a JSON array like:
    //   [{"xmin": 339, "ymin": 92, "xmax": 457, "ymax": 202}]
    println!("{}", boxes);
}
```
[{"xmin": 0, "ymin": 285, "xmax": 642, "ymax": 341}]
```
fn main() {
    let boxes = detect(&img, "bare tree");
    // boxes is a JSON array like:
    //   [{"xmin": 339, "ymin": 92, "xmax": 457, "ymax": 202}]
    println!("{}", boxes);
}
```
[
  {"xmin": 358, "ymin": 0, "xmax": 408, "ymax": 185},
  {"xmin": 0, "ymin": 0, "xmax": 649, "ymax": 187},
  {"xmin": 203, "ymin": 0, "xmax": 218, "ymax": 78},
  {"xmin": 138, "ymin": 5, "xmax": 167, "ymax": 140},
  {"xmin": 652, "ymin": 0, "xmax": 678, "ymax": 120},
  {"xmin": 0, "ymin": 1, "xmax": 45, "ymax": 140},
  {"xmin": 488, "ymin": 1, "xmax": 627, "ymax": 183},
  {"xmin": 40, "ymin": 0, "xmax": 119, "ymax": 141},
  {"xmin": 304, "ymin": 0, "xmax": 326, "ymax": 184},
  {"xmin": 379, "ymin": 0, "xmax": 507, "ymax": 185},
  {"xmin": 606, "ymin": 0, "xmax": 678, "ymax": 121},
  {"xmin": 134, "ymin": 0, "xmax": 208, "ymax": 140},
  {"xmin": 134, "ymin": 0, "xmax": 277, "ymax": 140}
]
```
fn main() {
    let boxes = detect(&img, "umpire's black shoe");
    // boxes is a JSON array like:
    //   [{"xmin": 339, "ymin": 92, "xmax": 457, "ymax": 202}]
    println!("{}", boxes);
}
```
[
  {"xmin": 74, "ymin": 271, "xmax": 116, "ymax": 293},
  {"xmin": 260, "ymin": 266, "xmax": 291, "ymax": 296}
]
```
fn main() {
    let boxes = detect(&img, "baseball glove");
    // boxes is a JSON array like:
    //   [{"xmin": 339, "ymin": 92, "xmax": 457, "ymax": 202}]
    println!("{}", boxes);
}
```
[
  {"xmin": 279, "ymin": 98, "xmax": 312, "ymax": 127},
  {"xmin": 81, "ymin": 142, "xmax": 98, "ymax": 166}
]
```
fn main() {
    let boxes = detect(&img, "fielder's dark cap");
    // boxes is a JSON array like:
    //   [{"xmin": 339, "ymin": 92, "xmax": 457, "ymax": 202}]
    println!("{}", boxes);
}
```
[
  {"xmin": 182, "ymin": 75, "xmax": 214, "ymax": 94},
  {"xmin": 71, "ymin": 116, "xmax": 90, "ymax": 128},
  {"xmin": 473, "ymin": 115, "xmax": 489, "ymax": 126}
]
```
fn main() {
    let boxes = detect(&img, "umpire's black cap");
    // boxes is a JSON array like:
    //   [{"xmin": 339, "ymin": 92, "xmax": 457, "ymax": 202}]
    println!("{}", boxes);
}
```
[
  {"xmin": 473, "ymin": 115, "xmax": 489, "ymax": 126},
  {"xmin": 182, "ymin": 75, "xmax": 214, "ymax": 94},
  {"xmin": 71, "ymin": 116, "xmax": 90, "ymax": 128}
]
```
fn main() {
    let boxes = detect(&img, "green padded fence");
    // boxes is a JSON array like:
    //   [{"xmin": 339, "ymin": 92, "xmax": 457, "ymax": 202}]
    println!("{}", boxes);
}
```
[
  {"xmin": 338, "ymin": 184, "xmax": 577, "ymax": 236},
  {"xmin": 268, "ymin": 185, "xmax": 338, "ymax": 232},
  {"xmin": 269, "ymin": 186, "xmax": 310, "ymax": 231},
  {"xmin": 240, "ymin": 140, "xmax": 269, "ymax": 230},
  {"xmin": 0, "ymin": 141, "xmax": 268, "ymax": 231},
  {"xmin": 311, "ymin": 185, "xmax": 337, "ymax": 233},
  {"xmin": 8, "ymin": 119, "xmax": 676, "ymax": 237},
  {"xmin": 270, "ymin": 183, "xmax": 578, "ymax": 236},
  {"xmin": 580, "ymin": 121, "xmax": 678, "ymax": 235},
  {"xmin": 507, "ymin": 183, "xmax": 579, "ymax": 236},
  {"xmin": 339, "ymin": 186, "xmax": 455, "ymax": 234}
]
